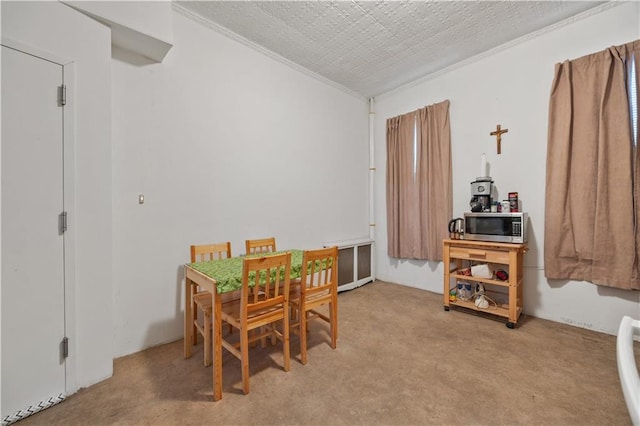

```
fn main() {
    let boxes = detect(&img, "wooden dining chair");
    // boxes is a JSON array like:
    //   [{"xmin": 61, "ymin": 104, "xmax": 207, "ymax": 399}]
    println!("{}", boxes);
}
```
[
  {"xmin": 190, "ymin": 242, "xmax": 232, "ymax": 366},
  {"xmin": 220, "ymin": 252, "xmax": 291, "ymax": 395},
  {"xmin": 245, "ymin": 237, "xmax": 276, "ymax": 255},
  {"xmin": 290, "ymin": 246, "xmax": 338, "ymax": 365}
]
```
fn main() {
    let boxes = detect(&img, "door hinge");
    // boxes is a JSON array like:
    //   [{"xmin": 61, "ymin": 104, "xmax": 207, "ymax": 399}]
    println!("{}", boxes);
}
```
[
  {"xmin": 61, "ymin": 337, "xmax": 69, "ymax": 359},
  {"xmin": 57, "ymin": 84, "xmax": 66, "ymax": 106},
  {"xmin": 59, "ymin": 211, "xmax": 67, "ymax": 234}
]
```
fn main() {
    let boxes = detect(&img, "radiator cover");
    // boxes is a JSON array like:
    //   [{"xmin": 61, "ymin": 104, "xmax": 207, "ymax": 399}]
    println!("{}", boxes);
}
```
[{"xmin": 323, "ymin": 237, "xmax": 374, "ymax": 292}]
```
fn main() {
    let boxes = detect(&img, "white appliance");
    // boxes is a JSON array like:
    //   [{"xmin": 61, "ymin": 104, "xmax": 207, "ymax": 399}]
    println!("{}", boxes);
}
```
[{"xmin": 616, "ymin": 316, "xmax": 640, "ymax": 426}]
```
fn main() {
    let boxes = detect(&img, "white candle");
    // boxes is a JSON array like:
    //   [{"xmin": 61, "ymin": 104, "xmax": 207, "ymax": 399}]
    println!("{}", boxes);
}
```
[{"xmin": 480, "ymin": 153, "xmax": 487, "ymax": 177}]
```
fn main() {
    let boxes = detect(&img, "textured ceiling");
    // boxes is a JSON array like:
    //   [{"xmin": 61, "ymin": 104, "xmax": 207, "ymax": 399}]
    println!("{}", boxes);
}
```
[{"xmin": 175, "ymin": 1, "xmax": 606, "ymax": 98}]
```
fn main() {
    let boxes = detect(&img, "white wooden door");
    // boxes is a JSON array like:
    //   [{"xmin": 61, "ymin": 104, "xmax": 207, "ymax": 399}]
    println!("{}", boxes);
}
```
[{"xmin": 1, "ymin": 45, "xmax": 67, "ymax": 419}]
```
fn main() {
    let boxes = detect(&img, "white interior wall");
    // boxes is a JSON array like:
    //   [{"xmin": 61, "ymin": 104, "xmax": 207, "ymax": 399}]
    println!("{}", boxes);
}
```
[
  {"xmin": 373, "ymin": 2, "xmax": 640, "ymax": 335},
  {"xmin": 111, "ymin": 10, "xmax": 369, "ymax": 357},
  {"xmin": 1, "ymin": 1, "xmax": 113, "ymax": 390},
  {"xmin": 3, "ymin": 0, "xmax": 637, "ymax": 398}
]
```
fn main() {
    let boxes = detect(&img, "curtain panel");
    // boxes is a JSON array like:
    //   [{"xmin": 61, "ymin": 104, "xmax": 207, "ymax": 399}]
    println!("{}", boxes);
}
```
[
  {"xmin": 386, "ymin": 100, "xmax": 452, "ymax": 261},
  {"xmin": 544, "ymin": 40, "xmax": 640, "ymax": 290}
]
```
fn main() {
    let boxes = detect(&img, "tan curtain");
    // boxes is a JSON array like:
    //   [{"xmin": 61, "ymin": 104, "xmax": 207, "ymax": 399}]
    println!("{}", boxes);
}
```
[
  {"xmin": 386, "ymin": 100, "xmax": 452, "ymax": 261},
  {"xmin": 544, "ymin": 40, "xmax": 640, "ymax": 290}
]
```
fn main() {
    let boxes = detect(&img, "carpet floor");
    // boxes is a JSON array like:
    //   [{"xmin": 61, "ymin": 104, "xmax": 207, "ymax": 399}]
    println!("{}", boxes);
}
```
[{"xmin": 17, "ymin": 280, "xmax": 638, "ymax": 425}]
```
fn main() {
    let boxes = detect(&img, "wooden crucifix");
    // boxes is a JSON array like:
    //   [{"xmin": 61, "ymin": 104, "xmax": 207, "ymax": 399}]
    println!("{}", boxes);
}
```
[{"xmin": 490, "ymin": 124, "xmax": 509, "ymax": 154}]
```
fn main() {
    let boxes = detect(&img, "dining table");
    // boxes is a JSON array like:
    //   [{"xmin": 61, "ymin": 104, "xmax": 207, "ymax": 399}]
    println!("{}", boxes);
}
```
[{"xmin": 183, "ymin": 249, "xmax": 304, "ymax": 401}]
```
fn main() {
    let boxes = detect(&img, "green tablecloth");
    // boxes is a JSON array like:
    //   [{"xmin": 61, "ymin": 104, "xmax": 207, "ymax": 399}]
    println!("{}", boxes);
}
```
[{"xmin": 188, "ymin": 249, "xmax": 304, "ymax": 294}]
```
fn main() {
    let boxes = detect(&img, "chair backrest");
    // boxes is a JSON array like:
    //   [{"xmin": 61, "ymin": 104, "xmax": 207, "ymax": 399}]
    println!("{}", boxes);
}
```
[
  {"xmin": 241, "ymin": 252, "xmax": 291, "ymax": 316},
  {"xmin": 245, "ymin": 237, "xmax": 276, "ymax": 255},
  {"xmin": 300, "ymin": 246, "xmax": 338, "ymax": 296},
  {"xmin": 190, "ymin": 242, "xmax": 232, "ymax": 263}
]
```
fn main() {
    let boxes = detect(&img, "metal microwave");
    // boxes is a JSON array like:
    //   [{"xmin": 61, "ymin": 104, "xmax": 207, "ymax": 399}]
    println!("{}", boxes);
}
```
[{"xmin": 463, "ymin": 212, "xmax": 528, "ymax": 243}]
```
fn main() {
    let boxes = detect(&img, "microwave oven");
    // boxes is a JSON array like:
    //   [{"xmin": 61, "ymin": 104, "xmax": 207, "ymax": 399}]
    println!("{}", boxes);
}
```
[{"xmin": 463, "ymin": 212, "xmax": 528, "ymax": 243}]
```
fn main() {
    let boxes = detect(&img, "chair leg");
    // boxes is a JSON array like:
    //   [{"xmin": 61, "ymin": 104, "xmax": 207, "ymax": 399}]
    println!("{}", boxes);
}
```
[
  {"xmin": 260, "ymin": 326, "xmax": 268, "ymax": 348},
  {"xmin": 204, "ymin": 311, "xmax": 211, "ymax": 367},
  {"xmin": 192, "ymin": 296, "xmax": 198, "ymax": 346},
  {"xmin": 283, "ymin": 309, "xmax": 290, "ymax": 372},
  {"xmin": 240, "ymin": 328, "xmax": 250, "ymax": 395},
  {"xmin": 300, "ymin": 308, "xmax": 308, "ymax": 365},
  {"xmin": 270, "ymin": 323, "xmax": 278, "ymax": 346},
  {"xmin": 330, "ymin": 299, "xmax": 337, "ymax": 349}
]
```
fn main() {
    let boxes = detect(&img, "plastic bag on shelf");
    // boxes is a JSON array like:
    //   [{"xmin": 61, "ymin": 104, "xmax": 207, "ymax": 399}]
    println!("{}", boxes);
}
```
[{"xmin": 471, "ymin": 263, "xmax": 492, "ymax": 279}]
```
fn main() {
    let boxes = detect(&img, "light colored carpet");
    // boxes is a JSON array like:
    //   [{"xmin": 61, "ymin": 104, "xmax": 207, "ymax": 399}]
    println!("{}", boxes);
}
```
[{"xmin": 18, "ymin": 281, "xmax": 638, "ymax": 425}]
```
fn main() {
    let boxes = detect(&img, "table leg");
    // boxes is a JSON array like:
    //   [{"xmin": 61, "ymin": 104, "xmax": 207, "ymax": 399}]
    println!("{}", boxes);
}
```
[
  {"xmin": 213, "ymin": 293, "xmax": 223, "ymax": 401},
  {"xmin": 184, "ymin": 268, "xmax": 193, "ymax": 359}
]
